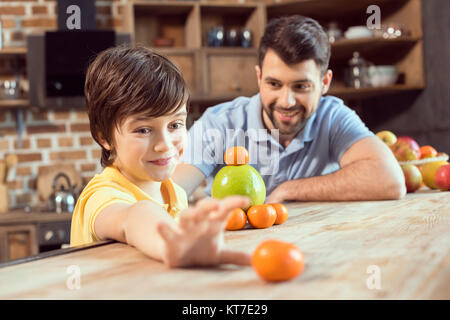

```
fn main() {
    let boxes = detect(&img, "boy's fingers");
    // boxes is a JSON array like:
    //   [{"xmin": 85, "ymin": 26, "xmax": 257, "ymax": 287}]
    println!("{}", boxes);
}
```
[
  {"xmin": 178, "ymin": 208, "xmax": 197, "ymax": 230},
  {"xmin": 156, "ymin": 222, "xmax": 177, "ymax": 243},
  {"xmin": 213, "ymin": 196, "xmax": 250, "ymax": 221},
  {"xmin": 219, "ymin": 249, "xmax": 251, "ymax": 266},
  {"xmin": 195, "ymin": 197, "xmax": 220, "ymax": 220}
]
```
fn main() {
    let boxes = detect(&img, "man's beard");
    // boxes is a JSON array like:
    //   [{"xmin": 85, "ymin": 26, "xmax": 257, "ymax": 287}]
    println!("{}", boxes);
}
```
[{"xmin": 262, "ymin": 102, "xmax": 308, "ymax": 136}]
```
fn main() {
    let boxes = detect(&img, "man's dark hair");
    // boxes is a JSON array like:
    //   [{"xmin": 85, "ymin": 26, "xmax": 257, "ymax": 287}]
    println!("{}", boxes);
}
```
[
  {"xmin": 258, "ymin": 15, "xmax": 331, "ymax": 75},
  {"xmin": 85, "ymin": 45, "xmax": 189, "ymax": 167}
]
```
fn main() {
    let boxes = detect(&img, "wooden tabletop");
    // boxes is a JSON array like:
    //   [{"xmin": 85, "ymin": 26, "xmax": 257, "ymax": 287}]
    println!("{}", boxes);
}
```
[
  {"xmin": 1, "ymin": 189, "xmax": 449, "ymax": 299},
  {"xmin": 0, "ymin": 210, "xmax": 72, "ymax": 226}
]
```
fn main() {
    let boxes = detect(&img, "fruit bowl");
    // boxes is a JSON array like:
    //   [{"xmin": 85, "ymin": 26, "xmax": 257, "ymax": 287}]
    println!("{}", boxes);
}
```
[{"xmin": 398, "ymin": 152, "xmax": 449, "ymax": 166}]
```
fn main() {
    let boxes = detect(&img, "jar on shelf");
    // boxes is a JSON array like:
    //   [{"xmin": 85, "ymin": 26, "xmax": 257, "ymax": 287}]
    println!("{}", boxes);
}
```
[{"xmin": 344, "ymin": 51, "xmax": 373, "ymax": 88}]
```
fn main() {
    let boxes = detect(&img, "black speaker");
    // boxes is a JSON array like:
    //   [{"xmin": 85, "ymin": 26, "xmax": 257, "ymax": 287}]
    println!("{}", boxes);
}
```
[
  {"xmin": 27, "ymin": 32, "xmax": 131, "ymax": 108},
  {"xmin": 57, "ymin": 0, "xmax": 96, "ymax": 30}
]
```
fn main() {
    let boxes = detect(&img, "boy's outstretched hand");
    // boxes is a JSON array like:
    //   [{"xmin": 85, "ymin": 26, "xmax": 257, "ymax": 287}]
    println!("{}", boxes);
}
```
[{"xmin": 156, "ymin": 196, "xmax": 250, "ymax": 268}]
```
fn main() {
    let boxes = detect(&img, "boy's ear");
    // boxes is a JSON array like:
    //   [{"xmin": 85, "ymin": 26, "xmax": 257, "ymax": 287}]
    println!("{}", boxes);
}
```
[{"xmin": 98, "ymin": 133, "xmax": 111, "ymax": 151}]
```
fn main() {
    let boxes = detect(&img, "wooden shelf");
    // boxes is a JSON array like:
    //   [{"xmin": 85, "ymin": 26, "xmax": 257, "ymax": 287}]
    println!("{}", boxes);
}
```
[
  {"xmin": 330, "ymin": 36, "xmax": 420, "ymax": 61},
  {"xmin": 202, "ymin": 47, "xmax": 257, "ymax": 53},
  {"xmin": 0, "ymin": 99, "xmax": 29, "ymax": 109},
  {"xmin": 191, "ymin": 92, "xmax": 258, "ymax": 105},
  {"xmin": 328, "ymin": 84, "xmax": 424, "ymax": 100},
  {"xmin": 0, "ymin": 47, "xmax": 27, "ymax": 56},
  {"xmin": 267, "ymin": 0, "xmax": 399, "ymax": 19}
]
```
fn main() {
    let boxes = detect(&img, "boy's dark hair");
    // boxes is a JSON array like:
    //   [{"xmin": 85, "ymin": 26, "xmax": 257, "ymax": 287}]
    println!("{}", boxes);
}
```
[
  {"xmin": 258, "ymin": 15, "xmax": 331, "ymax": 75},
  {"xmin": 85, "ymin": 45, "xmax": 189, "ymax": 167}
]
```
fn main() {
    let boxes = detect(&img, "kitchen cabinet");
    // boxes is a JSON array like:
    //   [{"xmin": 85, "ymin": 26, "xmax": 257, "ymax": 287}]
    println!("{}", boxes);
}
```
[
  {"xmin": 266, "ymin": 0, "xmax": 425, "ymax": 101},
  {"xmin": 0, "ymin": 224, "xmax": 38, "ymax": 262},
  {"xmin": 0, "ymin": 211, "xmax": 72, "ymax": 263},
  {"xmin": 0, "ymin": 0, "xmax": 426, "ymax": 111},
  {"xmin": 123, "ymin": 0, "xmax": 266, "ymax": 103},
  {"xmin": 122, "ymin": 0, "xmax": 425, "ymax": 105}
]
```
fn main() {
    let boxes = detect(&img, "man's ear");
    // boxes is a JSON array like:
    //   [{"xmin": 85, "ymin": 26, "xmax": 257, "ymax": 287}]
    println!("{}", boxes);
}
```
[
  {"xmin": 255, "ymin": 65, "xmax": 262, "ymax": 89},
  {"xmin": 321, "ymin": 69, "xmax": 333, "ymax": 95}
]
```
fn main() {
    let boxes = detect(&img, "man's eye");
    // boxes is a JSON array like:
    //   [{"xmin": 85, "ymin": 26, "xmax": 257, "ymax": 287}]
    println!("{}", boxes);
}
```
[
  {"xmin": 269, "ymin": 82, "xmax": 280, "ymax": 87},
  {"xmin": 295, "ymin": 84, "xmax": 309, "ymax": 90}
]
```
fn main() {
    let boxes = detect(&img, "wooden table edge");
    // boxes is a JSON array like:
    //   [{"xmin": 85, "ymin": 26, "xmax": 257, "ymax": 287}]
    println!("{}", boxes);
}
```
[{"xmin": 0, "ymin": 240, "xmax": 116, "ymax": 269}]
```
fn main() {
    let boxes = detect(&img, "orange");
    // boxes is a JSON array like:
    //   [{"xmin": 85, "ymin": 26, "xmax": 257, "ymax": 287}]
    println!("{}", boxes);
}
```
[
  {"xmin": 226, "ymin": 208, "xmax": 247, "ymax": 231},
  {"xmin": 224, "ymin": 146, "xmax": 249, "ymax": 166},
  {"xmin": 270, "ymin": 203, "xmax": 289, "ymax": 225},
  {"xmin": 252, "ymin": 239, "xmax": 305, "ymax": 282},
  {"xmin": 420, "ymin": 145, "xmax": 438, "ymax": 159},
  {"xmin": 247, "ymin": 204, "xmax": 276, "ymax": 229}
]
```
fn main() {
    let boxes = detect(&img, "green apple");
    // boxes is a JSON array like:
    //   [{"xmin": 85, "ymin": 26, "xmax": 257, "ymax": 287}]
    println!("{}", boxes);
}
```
[
  {"xmin": 376, "ymin": 130, "xmax": 397, "ymax": 147},
  {"xmin": 211, "ymin": 165, "xmax": 266, "ymax": 210}
]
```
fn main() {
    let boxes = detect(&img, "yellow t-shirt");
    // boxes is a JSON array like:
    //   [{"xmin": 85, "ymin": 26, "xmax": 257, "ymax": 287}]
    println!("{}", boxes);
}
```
[{"xmin": 70, "ymin": 166, "xmax": 188, "ymax": 247}]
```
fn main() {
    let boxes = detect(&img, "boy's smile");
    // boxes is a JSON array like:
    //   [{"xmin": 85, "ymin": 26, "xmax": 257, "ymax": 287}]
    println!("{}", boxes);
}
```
[{"xmin": 104, "ymin": 104, "xmax": 188, "ymax": 191}]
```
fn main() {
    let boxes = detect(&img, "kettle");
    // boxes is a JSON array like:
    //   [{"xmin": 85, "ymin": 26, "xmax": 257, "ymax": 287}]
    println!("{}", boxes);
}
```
[{"xmin": 48, "ymin": 173, "xmax": 78, "ymax": 213}]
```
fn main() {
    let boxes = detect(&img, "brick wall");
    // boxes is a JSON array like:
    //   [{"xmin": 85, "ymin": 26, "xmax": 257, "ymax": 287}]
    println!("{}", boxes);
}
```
[
  {"xmin": 0, "ymin": 0, "xmax": 128, "ymax": 209},
  {"xmin": 0, "ymin": 108, "xmax": 103, "ymax": 208},
  {"xmin": 0, "ymin": 0, "xmax": 127, "ymax": 46}
]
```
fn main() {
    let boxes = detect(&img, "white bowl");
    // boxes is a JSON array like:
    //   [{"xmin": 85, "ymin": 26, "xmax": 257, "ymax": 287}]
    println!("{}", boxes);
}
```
[
  {"xmin": 368, "ymin": 65, "xmax": 398, "ymax": 87},
  {"xmin": 344, "ymin": 26, "xmax": 374, "ymax": 39}
]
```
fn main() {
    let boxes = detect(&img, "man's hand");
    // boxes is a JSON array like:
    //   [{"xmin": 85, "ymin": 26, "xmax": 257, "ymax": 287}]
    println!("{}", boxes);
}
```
[
  {"xmin": 156, "ymin": 196, "xmax": 250, "ymax": 268},
  {"xmin": 266, "ymin": 185, "xmax": 287, "ymax": 204}
]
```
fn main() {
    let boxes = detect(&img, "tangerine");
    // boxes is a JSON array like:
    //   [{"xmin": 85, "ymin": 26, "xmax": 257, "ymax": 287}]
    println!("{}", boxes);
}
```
[
  {"xmin": 224, "ymin": 146, "xmax": 249, "ymax": 166},
  {"xmin": 225, "ymin": 208, "xmax": 247, "ymax": 230},
  {"xmin": 252, "ymin": 239, "xmax": 305, "ymax": 282},
  {"xmin": 419, "ymin": 145, "xmax": 438, "ymax": 159},
  {"xmin": 270, "ymin": 203, "xmax": 289, "ymax": 225},
  {"xmin": 247, "ymin": 204, "xmax": 276, "ymax": 229}
]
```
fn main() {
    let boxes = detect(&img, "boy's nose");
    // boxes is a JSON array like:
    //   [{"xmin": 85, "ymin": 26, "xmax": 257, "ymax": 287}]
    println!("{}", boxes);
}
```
[{"xmin": 153, "ymin": 131, "xmax": 172, "ymax": 153}]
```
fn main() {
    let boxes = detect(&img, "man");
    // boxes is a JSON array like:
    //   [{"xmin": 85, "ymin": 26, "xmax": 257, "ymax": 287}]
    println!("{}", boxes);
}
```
[{"xmin": 173, "ymin": 15, "xmax": 406, "ymax": 202}]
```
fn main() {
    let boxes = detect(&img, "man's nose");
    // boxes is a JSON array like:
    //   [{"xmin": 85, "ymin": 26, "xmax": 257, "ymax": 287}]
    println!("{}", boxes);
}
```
[
  {"xmin": 153, "ymin": 130, "xmax": 172, "ymax": 153},
  {"xmin": 279, "ymin": 87, "xmax": 296, "ymax": 109}
]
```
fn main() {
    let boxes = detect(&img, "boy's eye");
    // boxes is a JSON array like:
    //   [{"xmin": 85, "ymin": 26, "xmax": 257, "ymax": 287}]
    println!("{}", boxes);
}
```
[
  {"xmin": 268, "ymin": 81, "xmax": 280, "ymax": 88},
  {"xmin": 136, "ymin": 128, "xmax": 151, "ymax": 134},
  {"xmin": 170, "ymin": 121, "xmax": 185, "ymax": 130}
]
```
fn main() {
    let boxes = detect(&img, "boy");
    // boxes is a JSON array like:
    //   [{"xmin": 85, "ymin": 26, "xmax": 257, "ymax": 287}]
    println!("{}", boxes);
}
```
[{"xmin": 70, "ymin": 46, "xmax": 250, "ymax": 268}]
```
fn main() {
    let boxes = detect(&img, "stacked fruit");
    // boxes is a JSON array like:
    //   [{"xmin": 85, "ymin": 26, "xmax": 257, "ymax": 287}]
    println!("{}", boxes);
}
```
[
  {"xmin": 211, "ymin": 146, "xmax": 289, "ymax": 230},
  {"xmin": 211, "ymin": 146, "xmax": 304, "ymax": 282},
  {"xmin": 376, "ymin": 131, "xmax": 450, "ymax": 192}
]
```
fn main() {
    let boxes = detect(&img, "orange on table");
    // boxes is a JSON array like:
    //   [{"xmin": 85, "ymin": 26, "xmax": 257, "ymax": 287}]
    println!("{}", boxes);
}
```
[
  {"xmin": 225, "ymin": 208, "xmax": 247, "ymax": 231},
  {"xmin": 270, "ymin": 203, "xmax": 289, "ymax": 225},
  {"xmin": 247, "ymin": 204, "xmax": 277, "ymax": 229},
  {"xmin": 419, "ymin": 145, "xmax": 438, "ymax": 159},
  {"xmin": 224, "ymin": 146, "xmax": 249, "ymax": 166},
  {"xmin": 251, "ymin": 239, "xmax": 305, "ymax": 282}
]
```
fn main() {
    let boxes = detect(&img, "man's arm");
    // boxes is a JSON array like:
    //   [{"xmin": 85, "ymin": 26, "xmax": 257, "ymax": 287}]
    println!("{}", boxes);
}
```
[
  {"xmin": 266, "ymin": 136, "xmax": 406, "ymax": 202},
  {"xmin": 172, "ymin": 163, "xmax": 206, "ymax": 196}
]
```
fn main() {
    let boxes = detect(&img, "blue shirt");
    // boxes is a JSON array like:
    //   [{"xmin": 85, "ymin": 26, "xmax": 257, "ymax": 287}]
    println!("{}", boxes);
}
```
[{"xmin": 182, "ymin": 94, "xmax": 374, "ymax": 196}]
